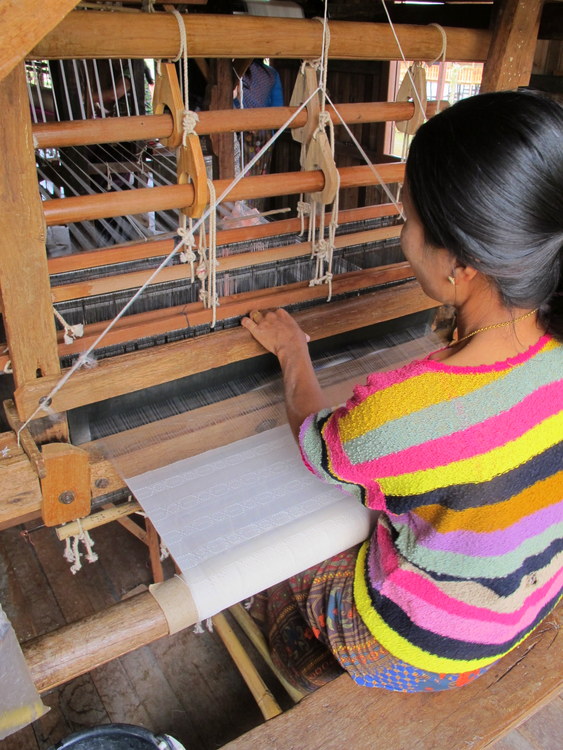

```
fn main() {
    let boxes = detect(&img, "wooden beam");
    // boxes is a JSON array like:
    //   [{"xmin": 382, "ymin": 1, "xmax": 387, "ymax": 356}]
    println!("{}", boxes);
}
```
[
  {"xmin": 43, "ymin": 163, "xmax": 405, "ymax": 226},
  {"xmin": 32, "ymin": 100, "xmax": 447, "ymax": 150},
  {"xmin": 480, "ymin": 0, "xmax": 544, "ymax": 92},
  {"xmin": 0, "ymin": 0, "xmax": 79, "ymax": 82},
  {"xmin": 14, "ymin": 281, "xmax": 437, "ymax": 419},
  {"xmin": 0, "ymin": 65, "xmax": 61, "ymax": 388},
  {"xmin": 31, "ymin": 12, "xmax": 491, "ymax": 63},
  {"xmin": 45, "ymin": 204, "xmax": 400, "ymax": 275},
  {"xmin": 222, "ymin": 608, "xmax": 562, "ymax": 750},
  {"xmin": 51, "ymin": 226, "xmax": 402, "ymax": 304}
]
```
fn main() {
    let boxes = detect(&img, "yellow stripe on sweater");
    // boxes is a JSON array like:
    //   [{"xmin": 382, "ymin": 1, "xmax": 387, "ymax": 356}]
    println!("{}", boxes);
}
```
[
  {"xmin": 338, "ymin": 369, "xmax": 506, "ymax": 442},
  {"xmin": 353, "ymin": 543, "xmax": 523, "ymax": 673},
  {"xmin": 378, "ymin": 410, "xmax": 563, "ymax": 496}
]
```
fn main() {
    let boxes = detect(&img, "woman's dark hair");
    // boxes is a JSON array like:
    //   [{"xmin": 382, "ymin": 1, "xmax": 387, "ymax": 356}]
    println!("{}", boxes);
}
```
[{"xmin": 406, "ymin": 90, "xmax": 563, "ymax": 341}]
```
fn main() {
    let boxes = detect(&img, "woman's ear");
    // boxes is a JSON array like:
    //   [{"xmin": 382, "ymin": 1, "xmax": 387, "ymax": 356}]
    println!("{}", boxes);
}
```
[{"xmin": 453, "ymin": 264, "xmax": 479, "ymax": 285}]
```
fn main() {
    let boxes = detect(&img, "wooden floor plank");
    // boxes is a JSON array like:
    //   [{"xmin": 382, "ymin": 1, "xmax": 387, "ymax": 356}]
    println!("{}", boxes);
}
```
[
  {"xmin": 89, "ymin": 658, "xmax": 154, "ymax": 732},
  {"xmin": 31, "ymin": 690, "xmax": 74, "ymax": 750},
  {"xmin": 0, "ymin": 527, "xmax": 65, "ymax": 641},
  {"xmin": 0, "ymin": 724, "xmax": 38, "ymax": 750},
  {"xmin": 150, "ymin": 624, "xmax": 265, "ymax": 749},
  {"xmin": 118, "ymin": 644, "xmax": 199, "ymax": 746}
]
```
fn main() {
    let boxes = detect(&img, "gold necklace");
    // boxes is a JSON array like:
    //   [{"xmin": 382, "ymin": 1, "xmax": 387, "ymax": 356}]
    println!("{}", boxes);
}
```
[{"xmin": 448, "ymin": 309, "xmax": 539, "ymax": 348}]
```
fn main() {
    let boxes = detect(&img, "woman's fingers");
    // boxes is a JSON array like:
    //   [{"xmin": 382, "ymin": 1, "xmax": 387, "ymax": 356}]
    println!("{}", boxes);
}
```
[{"xmin": 241, "ymin": 308, "xmax": 310, "ymax": 355}]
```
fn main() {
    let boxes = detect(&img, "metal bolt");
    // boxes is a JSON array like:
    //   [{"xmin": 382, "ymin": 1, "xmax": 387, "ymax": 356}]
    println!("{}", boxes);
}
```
[
  {"xmin": 58, "ymin": 490, "xmax": 75, "ymax": 504},
  {"xmin": 95, "ymin": 477, "xmax": 109, "ymax": 489}
]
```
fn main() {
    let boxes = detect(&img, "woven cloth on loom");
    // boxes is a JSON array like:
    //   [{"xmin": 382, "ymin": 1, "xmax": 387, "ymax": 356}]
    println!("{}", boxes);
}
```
[{"xmin": 127, "ymin": 426, "xmax": 375, "ymax": 621}]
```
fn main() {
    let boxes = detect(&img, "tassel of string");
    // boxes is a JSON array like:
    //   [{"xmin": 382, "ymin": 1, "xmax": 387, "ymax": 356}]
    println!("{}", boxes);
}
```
[
  {"xmin": 177, "ymin": 215, "xmax": 197, "ymax": 281},
  {"xmin": 53, "ymin": 307, "xmax": 84, "ymax": 346},
  {"xmin": 307, "ymin": 14, "xmax": 339, "ymax": 301},
  {"xmin": 62, "ymin": 519, "xmax": 98, "ymax": 575},
  {"xmin": 197, "ymin": 179, "xmax": 219, "ymax": 328}
]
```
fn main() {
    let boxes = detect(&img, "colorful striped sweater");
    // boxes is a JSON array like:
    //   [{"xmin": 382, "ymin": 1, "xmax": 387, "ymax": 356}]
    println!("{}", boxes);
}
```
[{"xmin": 299, "ymin": 334, "xmax": 563, "ymax": 674}]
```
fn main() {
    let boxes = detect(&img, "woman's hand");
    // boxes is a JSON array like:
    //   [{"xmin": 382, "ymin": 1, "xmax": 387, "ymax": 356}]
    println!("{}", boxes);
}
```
[
  {"xmin": 241, "ymin": 308, "xmax": 310, "ymax": 362},
  {"xmin": 241, "ymin": 308, "xmax": 324, "ymax": 440}
]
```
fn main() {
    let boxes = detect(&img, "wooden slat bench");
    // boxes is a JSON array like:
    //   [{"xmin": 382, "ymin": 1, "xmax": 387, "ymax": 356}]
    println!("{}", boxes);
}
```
[{"xmin": 222, "ymin": 605, "xmax": 562, "ymax": 750}]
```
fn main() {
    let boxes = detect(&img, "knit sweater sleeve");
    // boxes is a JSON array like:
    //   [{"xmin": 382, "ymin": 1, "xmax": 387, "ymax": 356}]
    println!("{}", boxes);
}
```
[{"xmin": 298, "ymin": 360, "xmax": 427, "ymax": 512}]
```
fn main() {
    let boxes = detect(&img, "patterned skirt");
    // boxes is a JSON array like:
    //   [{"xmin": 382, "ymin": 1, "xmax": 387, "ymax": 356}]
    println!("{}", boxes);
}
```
[{"xmin": 251, "ymin": 545, "xmax": 494, "ymax": 693}]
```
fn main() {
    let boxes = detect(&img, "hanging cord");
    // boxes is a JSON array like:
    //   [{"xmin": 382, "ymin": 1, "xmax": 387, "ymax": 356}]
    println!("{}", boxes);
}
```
[
  {"xmin": 62, "ymin": 518, "xmax": 98, "ymax": 575},
  {"xmin": 53, "ymin": 307, "xmax": 84, "ymax": 346},
  {"xmin": 307, "ymin": 12, "xmax": 340, "ymax": 300},
  {"xmin": 170, "ymin": 8, "xmax": 199, "ymax": 144},
  {"xmin": 428, "ymin": 23, "xmax": 447, "ymax": 114},
  {"xmin": 378, "ymin": 0, "xmax": 428, "ymax": 123},
  {"xmin": 196, "ymin": 180, "xmax": 219, "ymax": 327},
  {"xmin": 17, "ymin": 88, "xmax": 322, "ymax": 438}
]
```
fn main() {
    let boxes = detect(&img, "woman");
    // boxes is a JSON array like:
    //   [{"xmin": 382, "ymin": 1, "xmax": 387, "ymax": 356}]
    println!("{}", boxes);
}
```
[{"xmin": 241, "ymin": 90, "xmax": 563, "ymax": 693}]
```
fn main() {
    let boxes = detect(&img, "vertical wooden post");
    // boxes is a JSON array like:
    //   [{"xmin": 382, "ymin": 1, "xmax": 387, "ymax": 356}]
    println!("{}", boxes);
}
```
[
  {"xmin": 0, "ymin": 64, "xmax": 61, "ymax": 393},
  {"xmin": 207, "ymin": 59, "xmax": 235, "ymax": 179},
  {"xmin": 480, "ymin": 0, "xmax": 544, "ymax": 93}
]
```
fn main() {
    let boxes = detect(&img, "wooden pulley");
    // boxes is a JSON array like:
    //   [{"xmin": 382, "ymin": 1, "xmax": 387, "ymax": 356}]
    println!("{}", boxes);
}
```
[
  {"xmin": 178, "ymin": 133, "xmax": 208, "ymax": 218},
  {"xmin": 40, "ymin": 443, "xmax": 91, "ymax": 527},
  {"xmin": 395, "ymin": 62, "xmax": 427, "ymax": 135},
  {"xmin": 152, "ymin": 62, "xmax": 184, "ymax": 148},
  {"xmin": 289, "ymin": 64, "xmax": 321, "ymax": 146},
  {"xmin": 303, "ymin": 129, "xmax": 339, "ymax": 205}
]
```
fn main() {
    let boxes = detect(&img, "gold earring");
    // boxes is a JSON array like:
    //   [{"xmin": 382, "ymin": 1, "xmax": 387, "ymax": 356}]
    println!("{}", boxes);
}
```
[{"xmin": 447, "ymin": 275, "xmax": 456, "ymax": 286}]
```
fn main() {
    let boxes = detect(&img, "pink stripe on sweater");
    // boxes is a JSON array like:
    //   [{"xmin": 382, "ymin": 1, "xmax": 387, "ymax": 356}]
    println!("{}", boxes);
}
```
[
  {"xmin": 380, "ymin": 569, "xmax": 563, "ymax": 644},
  {"xmin": 422, "ymin": 335, "xmax": 552, "ymax": 374},
  {"xmin": 352, "ymin": 379, "xmax": 563, "ymax": 478},
  {"xmin": 366, "ymin": 531, "xmax": 562, "ymax": 627}
]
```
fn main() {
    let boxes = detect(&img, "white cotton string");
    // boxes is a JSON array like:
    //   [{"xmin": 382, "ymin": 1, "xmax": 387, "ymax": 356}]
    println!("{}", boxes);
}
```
[
  {"xmin": 428, "ymin": 23, "xmax": 447, "ymax": 66},
  {"xmin": 26, "ymin": 74, "xmax": 38, "ymax": 124},
  {"xmin": 170, "ymin": 8, "xmax": 199, "ymax": 144},
  {"xmin": 207, "ymin": 179, "xmax": 219, "ymax": 328},
  {"xmin": 324, "ymin": 91, "xmax": 405, "ymax": 219},
  {"xmin": 3, "ymin": 360, "xmax": 12, "ymax": 375},
  {"xmin": 53, "ymin": 307, "xmax": 84, "ymax": 346},
  {"xmin": 428, "ymin": 23, "xmax": 447, "ymax": 114},
  {"xmin": 378, "ymin": 0, "xmax": 427, "ymax": 125},
  {"xmin": 60, "ymin": 60, "xmax": 74, "ymax": 121},
  {"xmin": 92, "ymin": 60, "xmax": 107, "ymax": 118},
  {"xmin": 17, "ymin": 89, "xmax": 321, "ymax": 438},
  {"xmin": 63, "ymin": 519, "xmax": 98, "ymax": 575},
  {"xmin": 177, "ymin": 214, "xmax": 197, "ymax": 281}
]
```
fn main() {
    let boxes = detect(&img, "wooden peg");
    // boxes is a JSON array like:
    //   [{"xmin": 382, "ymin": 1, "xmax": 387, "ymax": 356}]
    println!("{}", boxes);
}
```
[
  {"xmin": 177, "ymin": 133, "xmax": 209, "ymax": 218},
  {"xmin": 303, "ymin": 130, "xmax": 339, "ymax": 205},
  {"xmin": 395, "ymin": 62, "xmax": 427, "ymax": 135},
  {"xmin": 289, "ymin": 64, "xmax": 320, "ymax": 146},
  {"xmin": 40, "ymin": 443, "xmax": 91, "ymax": 527},
  {"xmin": 152, "ymin": 62, "xmax": 185, "ymax": 148}
]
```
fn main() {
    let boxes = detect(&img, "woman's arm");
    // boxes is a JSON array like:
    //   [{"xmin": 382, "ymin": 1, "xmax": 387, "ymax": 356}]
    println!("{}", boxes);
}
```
[{"xmin": 241, "ymin": 309, "xmax": 329, "ymax": 440}]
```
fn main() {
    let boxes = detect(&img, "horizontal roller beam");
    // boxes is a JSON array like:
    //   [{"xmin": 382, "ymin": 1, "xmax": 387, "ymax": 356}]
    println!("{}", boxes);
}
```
[
  {"xmin": 46, "ymin": 204, "xmax": 400, "ymax": 275},
  {"xmin": 33, "ymin": 101, "xmax": 446, "ymax": 149},
  {"xmin": 31, "ymin": 12, "xmax": 491, "ymax": 63},
  {"xmin": 43, "ymin": 162, "xmax": 405, "ymax": 225},
  {"xmin": 54, "ymin": 258, "xmax": 411, "ymax": 356},
  {"xmin": 14, "ymin": 281, "xmax": 436, "ymax": 419},
  {"xmin": 52, "ymin": 225, "xmax": 402, "ymax": 303}
]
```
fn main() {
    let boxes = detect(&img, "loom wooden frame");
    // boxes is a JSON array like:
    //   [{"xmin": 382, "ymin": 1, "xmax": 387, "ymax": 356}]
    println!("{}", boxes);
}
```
[{"xmin": 0, "ymin": 2, "xmax": 558, "ymax": 747}]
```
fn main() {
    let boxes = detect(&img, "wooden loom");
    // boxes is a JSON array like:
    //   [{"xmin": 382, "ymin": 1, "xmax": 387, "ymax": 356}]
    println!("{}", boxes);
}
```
[{"xmin": 0, "ymin": 1, "xmax": 560, "ymax": 746}]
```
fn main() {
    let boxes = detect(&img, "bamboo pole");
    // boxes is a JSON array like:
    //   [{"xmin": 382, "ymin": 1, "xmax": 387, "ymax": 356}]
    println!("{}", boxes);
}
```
[
  {"xmin": 24, "ymin": 589, "xmax": 172, "ymax": 692},
  {"xmin": 212, "ymin": 612, "xmax": 283, "ymax": 721},
  {"xmin": 32, "ymin": 101, "xmax": 447, "ymax": 149},
  {"xmin": 43, "ymin": 163, "xmax": 405, "ymax": 226},
  {"xmin": 30, "ymin": 12, "xmax": 491, "ymax": 63}
]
